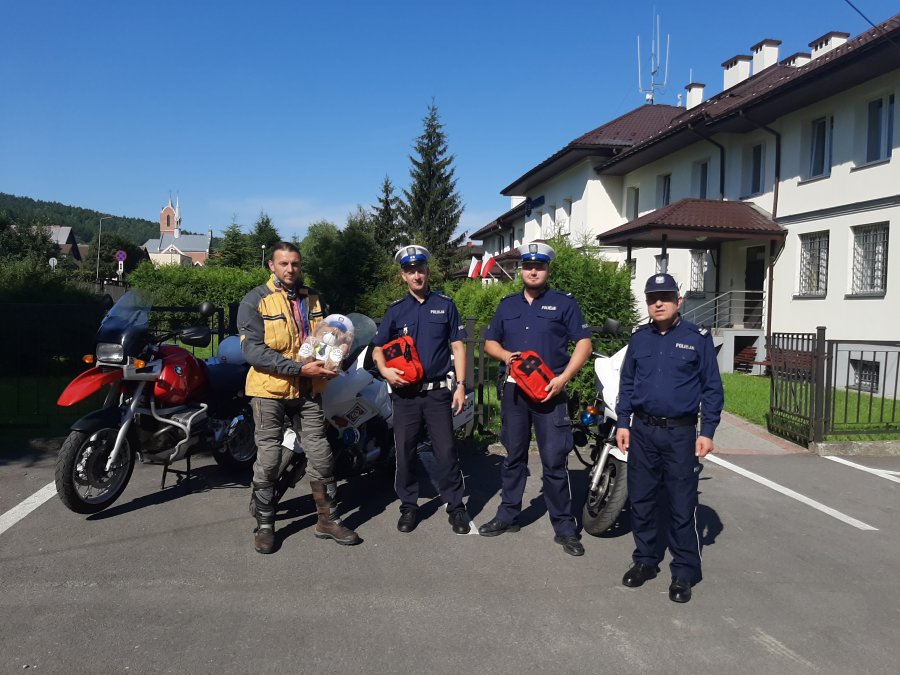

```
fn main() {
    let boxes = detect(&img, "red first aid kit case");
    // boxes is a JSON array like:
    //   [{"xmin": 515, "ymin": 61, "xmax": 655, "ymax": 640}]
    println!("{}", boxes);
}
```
[
  {"xmin": 509, "ymin": 351, "xmax": 555, "ymax": 402},
  {"xmin": 382, "ymin": 335, "xmax": 424, "ymax": 385}
]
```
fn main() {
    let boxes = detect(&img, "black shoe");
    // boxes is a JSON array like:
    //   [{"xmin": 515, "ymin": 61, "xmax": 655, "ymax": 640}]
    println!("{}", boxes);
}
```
[
  {"xmin": 477, "ymin": 517, "xmax": 520, "ymax": 537},
  {"xmin": 622, "ymin": 562, "xmax": 660, "ymax": 588},
  {"xmin": 449, "ymin": 510, "xmax": 470, "ymax": 535},
  {"xmin": 553, "ymin": 535, "xmax": 585, "ymax": 556},
  {"xmin": 669, "ymin": 578, "xmax": 692, "ymax": 603},
  {"xmin": 397, "ymin": 510, "xmax": 417, "ymax": 533}
]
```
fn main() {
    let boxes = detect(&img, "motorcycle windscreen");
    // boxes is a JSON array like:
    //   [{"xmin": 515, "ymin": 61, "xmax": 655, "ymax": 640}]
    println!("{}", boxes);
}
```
[{"xmin": 57, "ymin": 367, "xmax": 124, "ymax": 407}]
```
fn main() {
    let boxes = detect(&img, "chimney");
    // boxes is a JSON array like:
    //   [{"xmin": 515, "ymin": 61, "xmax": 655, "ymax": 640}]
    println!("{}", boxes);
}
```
[
  {"xmin": 781, "ymin": 51, "xmax": 812, "ymax": 67},
  {"xmin": 685, "ymin": 82, "xmax": 706, "ymax": 110},
  {"xmin": 751, "ymin": 39, "xmax": 781, "ymax": 74},
  {"xmin": 809, "ymin": 31, "xmax": 849, "ymax": 59},
  {"xmin": 722, "ymin": 54, "xmax": 752, "ymax": 90}
]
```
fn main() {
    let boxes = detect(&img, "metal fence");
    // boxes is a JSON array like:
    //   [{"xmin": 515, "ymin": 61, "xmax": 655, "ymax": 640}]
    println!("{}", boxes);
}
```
[
  {"xmin": 767, "ymin": 327, "xmax": 900, "ymax": 444},
  {"xmin": 0, "ymin": 302, "xmax": 236, "ymax": 428}
]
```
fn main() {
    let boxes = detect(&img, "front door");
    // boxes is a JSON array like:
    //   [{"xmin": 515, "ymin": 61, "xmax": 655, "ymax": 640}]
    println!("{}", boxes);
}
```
[{"xmin": 744, "ymin": 246, "xmax": 766, "ymax": 328}]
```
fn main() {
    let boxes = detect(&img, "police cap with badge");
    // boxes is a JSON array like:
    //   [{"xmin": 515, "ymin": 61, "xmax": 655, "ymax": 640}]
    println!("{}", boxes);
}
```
[
  {"xmin": 518, "ymin": 242, "xmax": 556, "ymax": 263},
  {"xmin": 644, "ymin": 273, "xmax": 680, "ymax": 294},
  {"xmin": 394, "ymin": 245, "xmax": 430, "ymax": 268}
]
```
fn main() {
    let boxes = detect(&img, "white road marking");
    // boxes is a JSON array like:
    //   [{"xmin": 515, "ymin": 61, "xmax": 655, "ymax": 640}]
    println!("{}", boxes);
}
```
[
  {"xmin": 823, "ymin": 456, "xmax": 900, "ymax": 484},
  {"xmin": 0, "ymin": 482, "xmax": 57, "ymax": 537},
  {"xmin": 705, "ymin": 455, "xmax": 878, "ymax": 531}
]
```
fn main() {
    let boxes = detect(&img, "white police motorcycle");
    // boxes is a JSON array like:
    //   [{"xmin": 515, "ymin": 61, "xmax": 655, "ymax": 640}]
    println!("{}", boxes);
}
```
[{"xmin": 571, "ymin": 319, "xmax": 630, "ymax": 535}]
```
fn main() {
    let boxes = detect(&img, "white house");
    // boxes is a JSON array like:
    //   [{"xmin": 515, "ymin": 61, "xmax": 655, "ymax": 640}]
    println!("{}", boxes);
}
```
[{"xmin": 474, "ymin": 12, "xmax": 900, "ymax": 383}]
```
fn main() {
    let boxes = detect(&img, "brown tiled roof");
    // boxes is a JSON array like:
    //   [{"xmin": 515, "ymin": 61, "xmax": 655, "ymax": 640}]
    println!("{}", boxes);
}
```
[
  {"xmin": 570, "ymin": 105, "xmax": 683, "ymax": 145},
  {"xmin": 501, "ymin": 105, "xmax": 682, "ymax": 196},
  {"xmin": 599, "ymin": 13, "xmax": 900, "ymax": 173},
  {"xmin": 597, "ymin": 199, "xmax": 785, "ymax": 246}
]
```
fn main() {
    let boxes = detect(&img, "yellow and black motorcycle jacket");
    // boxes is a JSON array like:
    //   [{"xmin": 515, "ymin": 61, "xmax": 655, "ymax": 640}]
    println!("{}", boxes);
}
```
[{"xmin": 237, "ymin": 276, "xmax": 328, "ymax": 399}]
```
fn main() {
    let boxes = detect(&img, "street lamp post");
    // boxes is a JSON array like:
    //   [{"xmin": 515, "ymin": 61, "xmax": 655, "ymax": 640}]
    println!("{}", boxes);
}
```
[
  {"xmin": 97, "ymin": 216, "xmax": 113, "ymax": 281},
  {"xmin": 261, "ymin": 244, "xmax": 266, "ymax": 267}
]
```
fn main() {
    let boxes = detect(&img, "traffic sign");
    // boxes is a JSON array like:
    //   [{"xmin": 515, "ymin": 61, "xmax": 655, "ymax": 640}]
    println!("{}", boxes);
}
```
[
  {"xmin": 117, "ymin": 260, "xmax": 124, "ymax": 273},
  {"xmin": 114, "ymin": 250, "xmax": 127, "ymax": 262},
  {"xmin": 49, "ymin": 257, "xmax": 58, "ymax": 270}
]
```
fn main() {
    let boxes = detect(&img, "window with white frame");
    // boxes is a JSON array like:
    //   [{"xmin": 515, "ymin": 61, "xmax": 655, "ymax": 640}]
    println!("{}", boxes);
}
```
[
  {"xmin": 865, "ymin": 94, "xmax": 895, "ymax": 163},
  {"xmin": 852, "ymin": 223, "xmax": 889, "ymax": 295},
  {"xmin": 656, "ymin": 174, "xmax": 671, "ymax": 207},
  {"xmin": 560, "ymin": 199, "xmax": 572, "ymax": 234},
  {"xmin": 625, "ymin": 186, "xmax": 639, "ymax": 220},
  {"xmin": 655, "ymin": 254, "xmax": 669, "ymax": 274},
  {"xmin": 692, "ymin": 161, "xmax": 709, "ymax": 199},
  {"xmin": 689, "ymin": 250, "xmax": 706, "ymax": 292},
  {"xmin": 625, "ymin": 259, "xmax": 636, "ymax": 279},
  {"xmin": 798, "ymin": 231, "xmax": 829, "ymax": 296},
  {"xmin": 745, "ymin": 143, "xmax": 765, "ymax": 195},
  {"xmin": 809, "ymin": 115, "xmax": 834, "ymax": 178},
  {"xmin": 515, "ymin": 226, "xmax": 524, "ymax": 248}
]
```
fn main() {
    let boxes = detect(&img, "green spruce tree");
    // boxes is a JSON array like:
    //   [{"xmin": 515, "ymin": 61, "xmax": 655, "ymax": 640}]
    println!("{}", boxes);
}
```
[
  {"xmin": 371, "ymin": 176, "xmax": 405, "ymax": 257},
  {"xmin": 402, "ymin": 102, "xmax": 465, "ymax": 278}
]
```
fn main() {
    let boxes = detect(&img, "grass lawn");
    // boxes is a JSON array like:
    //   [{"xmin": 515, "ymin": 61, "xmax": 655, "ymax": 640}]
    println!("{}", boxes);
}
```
[{"xmin": 721, "ymin": 372, "xmax": 770, "ymax": 427}]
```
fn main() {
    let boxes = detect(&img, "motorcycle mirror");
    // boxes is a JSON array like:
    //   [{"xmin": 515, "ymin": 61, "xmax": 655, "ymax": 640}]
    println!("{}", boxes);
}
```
[
  {"xmin": 198, "ymin": 301, "xmax": 216, "ymax": 318},
  {"xmin": 601, "ymin": 318, "xmax": 622, "ymax": 335}
]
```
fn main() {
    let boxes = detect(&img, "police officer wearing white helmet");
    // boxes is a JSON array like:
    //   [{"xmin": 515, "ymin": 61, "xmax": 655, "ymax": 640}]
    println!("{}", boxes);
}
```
[
  {"xmin": 480, "ymin": 242, "xmax": 593, "ymax": 556},
  {"xmin": 371, "ymin": 245, "xmax": 470, "ymax": 535}
]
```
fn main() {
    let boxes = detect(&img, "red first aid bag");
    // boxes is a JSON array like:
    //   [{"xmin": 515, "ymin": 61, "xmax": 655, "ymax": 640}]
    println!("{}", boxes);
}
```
[
  {"xmin": 509, "ymin": 350, "xmax": 555, "ymax": 402},
  {"xmin": 381, "ymin": 335, "xmax": 424, "ymax": 385}
]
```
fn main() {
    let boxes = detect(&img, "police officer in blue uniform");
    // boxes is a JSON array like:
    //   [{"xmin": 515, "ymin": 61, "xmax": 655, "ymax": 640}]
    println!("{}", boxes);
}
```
[
  {"xmin": 479, "ymin": 243, "xmax": 593, "ymax": 556},
  {"xmin": 616, "ymin": 273, "xmax": 724, "ymax": 603},
  {"xmin": 372, "ymin": 245, "xmax": 470, "ymax": 535}
]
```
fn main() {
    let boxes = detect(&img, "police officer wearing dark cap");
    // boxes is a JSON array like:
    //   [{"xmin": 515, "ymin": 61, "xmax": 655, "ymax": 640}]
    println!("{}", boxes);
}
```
[
  {"xmin": 615, "ymin": 272, "xmax": 724, "ymax": 603},
  {"xmin": 479, "ymin": 242, "xmax": 593, "ymax": 556},
  {"xmin": 372, "ymin": 245, "xmax": 470, "ymax": 535}
]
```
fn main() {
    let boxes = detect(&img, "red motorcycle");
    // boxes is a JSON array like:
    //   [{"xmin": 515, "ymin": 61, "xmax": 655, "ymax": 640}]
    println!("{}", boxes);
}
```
[{"xmin": 55, "ymin": 290, "xmax": 256, "ymax": 514}]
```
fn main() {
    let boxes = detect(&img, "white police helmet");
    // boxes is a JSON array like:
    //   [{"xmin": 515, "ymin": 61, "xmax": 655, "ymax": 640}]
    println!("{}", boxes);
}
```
[
  {"xmin": 517, "ymin": 242, "xmax": 556, "ymax": 263},
  {"xmin": 394, "ymin": 245, "xmax": 431, "ymax": 267}
]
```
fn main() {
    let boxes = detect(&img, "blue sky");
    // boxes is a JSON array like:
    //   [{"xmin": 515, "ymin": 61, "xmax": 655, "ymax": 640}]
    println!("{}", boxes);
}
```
[{"xmin": 2, "ymin": 0, "xmax": 898, "ymax": 242}]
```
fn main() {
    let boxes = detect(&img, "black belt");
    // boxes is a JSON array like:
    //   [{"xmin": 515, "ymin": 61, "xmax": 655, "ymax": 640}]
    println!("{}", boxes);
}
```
[
  {"xmin": 634, "ymin": 410, "xmax": 697, "ymax": 428},
  {"xmin": 420, "ymin": 380, "xmax": 448, "ymax": 391}
]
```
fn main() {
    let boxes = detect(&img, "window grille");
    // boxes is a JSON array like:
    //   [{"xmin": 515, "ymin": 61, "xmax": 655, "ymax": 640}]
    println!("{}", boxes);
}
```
[
  {"xmin": 799, "ymin": 231, "xmax": 828, "ymax": 296},
  {"xmin": 851, "ymin": 359, "xmax": 880, "ymax": 392},
  {"xmin": 852, "ymin": 224, "xmax": 888, "ymax": 295},
  {"xmin": 689, "ymin": 250, "xmax": 706, "ymax": 292}
]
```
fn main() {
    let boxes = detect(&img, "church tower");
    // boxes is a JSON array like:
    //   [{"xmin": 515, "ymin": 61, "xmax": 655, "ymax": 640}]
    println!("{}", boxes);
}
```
[{"xmin": 159, "ymin": 196, "xmax": 182, "ymax": 238}]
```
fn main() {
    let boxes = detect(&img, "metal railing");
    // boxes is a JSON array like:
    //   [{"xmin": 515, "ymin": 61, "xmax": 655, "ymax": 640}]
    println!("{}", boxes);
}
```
[{"xmin": 682, "ymin": 290, "xmax": 766, "ymax": 330}]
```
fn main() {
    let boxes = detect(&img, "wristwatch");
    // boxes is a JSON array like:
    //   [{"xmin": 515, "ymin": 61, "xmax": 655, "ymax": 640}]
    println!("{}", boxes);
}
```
[{"xmin": 456, "ymin": 380, "xmax": 466, "ymax": 388}]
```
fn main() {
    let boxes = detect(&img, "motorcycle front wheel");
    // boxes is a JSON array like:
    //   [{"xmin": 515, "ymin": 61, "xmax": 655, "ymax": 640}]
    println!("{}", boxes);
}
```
[
  {"xmin": 582, "ymin": 455, "xmax": 628, "ymax": 536},
  {"xmin": 212, "ymin": 413, "xmax": 257, "ymax": 471},
  {"xmin": 55, "ymin": 428, "xmax": 135, "ymax": 514}
]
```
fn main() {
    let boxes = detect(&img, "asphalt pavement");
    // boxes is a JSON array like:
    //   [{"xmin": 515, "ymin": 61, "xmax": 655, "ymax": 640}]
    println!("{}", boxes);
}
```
[{"xmin": 1, "ymin": 415, "xmax": 899, "ymax": 674}]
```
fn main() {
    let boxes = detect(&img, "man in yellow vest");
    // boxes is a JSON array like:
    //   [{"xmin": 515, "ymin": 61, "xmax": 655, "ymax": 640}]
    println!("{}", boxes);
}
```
[{"xmin": 238, "ymin": 242, "xmax": 359, "ymax": 554}]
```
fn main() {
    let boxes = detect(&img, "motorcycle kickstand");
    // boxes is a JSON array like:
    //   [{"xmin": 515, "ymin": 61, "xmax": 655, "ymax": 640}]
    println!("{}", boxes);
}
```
[{"xmin": 160, "ymin": 454, "xmax": 192, "ymax": 493}]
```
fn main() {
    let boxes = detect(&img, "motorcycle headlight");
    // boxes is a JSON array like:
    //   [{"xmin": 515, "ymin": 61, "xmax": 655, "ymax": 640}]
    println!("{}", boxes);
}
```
[{"xmin": 96, "ymin": 342, "xmax": 125, "ymax": 364}]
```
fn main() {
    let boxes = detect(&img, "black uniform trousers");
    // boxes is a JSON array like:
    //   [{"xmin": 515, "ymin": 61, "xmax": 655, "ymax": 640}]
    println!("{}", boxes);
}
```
[
  {"xmin": 497, "ymin": 383, "xmax": 577, "ymax": 537},
  {"xmin": 391, "ymin": 387, "xmax": 465, "ymax": 514},
  {"xmin": 628, "ymin": 417, "xmax": 702, "ymax": 584}
]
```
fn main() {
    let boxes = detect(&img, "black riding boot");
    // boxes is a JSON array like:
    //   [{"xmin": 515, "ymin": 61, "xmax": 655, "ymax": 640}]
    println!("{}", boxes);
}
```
[{"xmin": 250, "ymin": 482, "xmax": 276, "ymax": 554}]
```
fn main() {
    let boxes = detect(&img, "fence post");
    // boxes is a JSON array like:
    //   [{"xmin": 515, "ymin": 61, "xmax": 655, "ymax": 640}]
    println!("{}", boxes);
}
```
[
  {"xmin": 465, "ymin": 318, "xmax": 476, "ymax": 385},
  {"xmin": 812, "ymin": 325, "xmax": 827, "ymax": 443},
  {"xmin": 227, "ymin": 302, "xmax": 239, "ymax": 335}
]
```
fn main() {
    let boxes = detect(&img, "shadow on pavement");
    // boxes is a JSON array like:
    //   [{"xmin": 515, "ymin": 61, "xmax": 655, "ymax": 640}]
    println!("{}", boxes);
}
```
[{"xmin": 86, "ymin": 463, "xmax": 251, "ymax": 521}]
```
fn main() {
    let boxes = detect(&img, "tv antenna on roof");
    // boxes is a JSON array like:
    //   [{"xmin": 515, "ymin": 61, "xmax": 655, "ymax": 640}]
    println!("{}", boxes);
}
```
[{"xmin": 637, "ymin": 12, "xmax": 670, "ymax": 104}]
